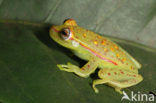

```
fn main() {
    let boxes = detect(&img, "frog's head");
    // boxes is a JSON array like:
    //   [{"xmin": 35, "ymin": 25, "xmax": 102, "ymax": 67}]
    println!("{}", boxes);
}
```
[{"xmin": 50, "ymin": 18, "xmax": 80, "ymax": 50}]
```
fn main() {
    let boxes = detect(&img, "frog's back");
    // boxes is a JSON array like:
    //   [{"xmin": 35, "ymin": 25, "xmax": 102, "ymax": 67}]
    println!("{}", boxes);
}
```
[{"xmin": 72, "ymin": 26, "xmax": 141, "ymax": 70}]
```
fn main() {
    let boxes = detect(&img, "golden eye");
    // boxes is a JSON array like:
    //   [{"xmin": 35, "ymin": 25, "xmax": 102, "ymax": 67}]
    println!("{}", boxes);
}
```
[{"xmin": 60, "ymin": 28, "xmax": 72, "ymax": 40}]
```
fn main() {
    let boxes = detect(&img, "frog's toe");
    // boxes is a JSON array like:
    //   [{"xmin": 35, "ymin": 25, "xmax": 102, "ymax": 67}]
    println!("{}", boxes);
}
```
[
  {"xmin": 57, "ymin": 64, "xmax": 65, "ymax": 70},
  {"xmin": 57, "ymin": 64, "xmax": 73, "ymax": 72},
  {"xmin": 67, "ymin": 62, "xmax": 72, "ymax": 65},
  {"xmin": 93, "ymin": 87, "xmax": 99, "ymax": 93},
  {"xmin": 92, "ymin": 85, "xmax": 99, "ymax": 93},
  {"xmin": 115, "ymin": 88, "xmax": 123, "ymax": 94},
  {"xmin": 57, "ymin": 64, "xmax": 67, "ymax": 68},
  {"xmin": 67, "ymin": 62, "xmax": 79, "ymax": 69}
]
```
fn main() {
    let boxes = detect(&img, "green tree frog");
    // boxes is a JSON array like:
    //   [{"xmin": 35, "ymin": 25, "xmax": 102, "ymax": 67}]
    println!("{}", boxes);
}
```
[{"xmin": 49, "ymin": 19, "xmax": 143, "ymax": 94}]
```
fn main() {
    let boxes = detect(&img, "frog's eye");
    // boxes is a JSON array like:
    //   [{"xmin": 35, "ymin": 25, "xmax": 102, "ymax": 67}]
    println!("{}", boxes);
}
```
[{"xmin": 60, "ymin": 28, "xmax": 72, "ymax": 40}]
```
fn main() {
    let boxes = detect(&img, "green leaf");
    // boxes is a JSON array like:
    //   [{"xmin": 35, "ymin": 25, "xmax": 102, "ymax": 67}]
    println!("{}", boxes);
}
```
[
  {"xmin": 0, "ymin": 23, "xmax": 156, "ymax": 103},
  {"xmin": 0, "ymin": 0, "xmax": 156, "ymax": 103}
]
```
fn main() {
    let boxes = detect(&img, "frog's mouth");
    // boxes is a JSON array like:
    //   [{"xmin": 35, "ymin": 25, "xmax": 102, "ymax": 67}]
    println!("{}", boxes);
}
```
[{"xmin": 50, "ymin": 26, "xmax": 62, "ymax": 43}]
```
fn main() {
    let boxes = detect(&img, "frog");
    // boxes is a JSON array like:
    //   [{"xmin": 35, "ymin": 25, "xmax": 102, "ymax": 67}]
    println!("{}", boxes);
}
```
[{"xmin": 49, "ymin": 18, "xmax": 143, "ymax": 94}]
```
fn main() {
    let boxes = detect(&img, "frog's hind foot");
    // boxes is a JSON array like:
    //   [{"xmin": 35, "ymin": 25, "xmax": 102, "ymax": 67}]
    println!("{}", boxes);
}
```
[
  {"xmin": 115, "ymin": 88, "xmax": 123, "ymax": 94},
  {"xmin": 92, "ymin": 79, "xmax": 108, "ymax": 93}
]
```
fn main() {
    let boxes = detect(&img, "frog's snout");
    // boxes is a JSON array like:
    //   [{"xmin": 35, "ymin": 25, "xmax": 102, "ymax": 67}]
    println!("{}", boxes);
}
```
[{"xmin": 51, "ymin": 26, "xmax": 59, "ymax": 33}]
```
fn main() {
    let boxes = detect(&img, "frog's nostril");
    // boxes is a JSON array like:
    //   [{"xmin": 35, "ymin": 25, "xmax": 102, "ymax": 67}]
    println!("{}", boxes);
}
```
[{"xmin": 51, "ymin": 26, "xmax": 59, "ymax": 33}]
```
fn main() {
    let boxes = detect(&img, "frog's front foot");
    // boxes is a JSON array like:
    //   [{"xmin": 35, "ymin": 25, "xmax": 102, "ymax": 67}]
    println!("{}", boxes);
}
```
[{"xmin": 57, "ymin": 62, "xmax": 79, "ymax": 72}]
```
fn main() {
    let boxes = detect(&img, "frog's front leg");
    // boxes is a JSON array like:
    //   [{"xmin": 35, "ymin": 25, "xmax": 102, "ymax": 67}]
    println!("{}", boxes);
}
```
[{"xmin": 57, "ymin": 58, "xmax": 98, "ymax": 78}]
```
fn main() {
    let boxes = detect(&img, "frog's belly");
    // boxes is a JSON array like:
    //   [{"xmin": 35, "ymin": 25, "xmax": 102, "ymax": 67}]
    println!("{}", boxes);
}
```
[
  {"xmin": 72, "ymin": 50, "xmax": 92, "ymax": 61},
  {"xmin": 106, "ymin": 74, "xmax": 143, "ymax": 89},
  {"xmin": 107, "ymin": 80, "xmax": 140, "ymax": 89}
]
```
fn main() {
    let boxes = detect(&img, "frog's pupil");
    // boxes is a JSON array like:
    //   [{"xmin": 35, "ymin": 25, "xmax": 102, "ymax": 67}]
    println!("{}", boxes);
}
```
[
  {"xmin": 62, "ymin": 31, "xmax": 67, "ymax": 36},
  {"xmin": 61, "ymin": 29, "xmax": 69, "ymax": 37}
]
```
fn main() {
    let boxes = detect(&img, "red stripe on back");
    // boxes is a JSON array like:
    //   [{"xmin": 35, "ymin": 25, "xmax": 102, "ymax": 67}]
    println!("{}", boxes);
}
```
[{"xmin": 80, "ymin": 43, "xmax": 117, "ymax": 65}]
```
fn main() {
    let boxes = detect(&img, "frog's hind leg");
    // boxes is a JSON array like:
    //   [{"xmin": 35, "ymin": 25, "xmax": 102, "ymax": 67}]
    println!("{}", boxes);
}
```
[
  {"xmin": 92, "ymin": 77, "xmax": 123, "ymax": 94},
  {"xmin": 92, "ymin": 68, "xmax": 143, "ymax": 94},
  {"xmin": 92, "ymin": 78, "xmax": 109, "ymax": 93},
  {"xmin": 92, "ymin": 68, "xmax": 111, "ymax": 93},
  {"xmin": 57, "ymin": 58, "xmax": 98, "ymax": 78},
  {"xmin": 92, "ymin": 69, "xmax": 124, "ymax": 94}
]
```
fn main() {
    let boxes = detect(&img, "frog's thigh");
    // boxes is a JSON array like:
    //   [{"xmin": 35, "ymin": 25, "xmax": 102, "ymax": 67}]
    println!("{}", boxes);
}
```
[
  {"xmin": 92, "ymin": 69, "xmax": 123, "ymax": 94},
  {"xmin": 93, "ymin": 68, "xmax": 143, "ymax": 94},
  {"xmin": 57, "ymin": 58, "xmax": 98, "ymax": 78},
  {"xmin": 113, "ymin": 77, "xmax": 143, "ymax": 94}
]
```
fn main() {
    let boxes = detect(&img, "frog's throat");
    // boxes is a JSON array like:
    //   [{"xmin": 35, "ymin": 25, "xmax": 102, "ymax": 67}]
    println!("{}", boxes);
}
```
[{"xmin": 51, "ymin": 26, "xmax": 117, "ymax": 65}]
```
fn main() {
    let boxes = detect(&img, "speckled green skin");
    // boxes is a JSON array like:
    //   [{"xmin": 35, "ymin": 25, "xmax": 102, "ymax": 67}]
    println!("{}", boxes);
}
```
[{"xmin": 49, "ymin": 19, "xmax": 143, "ymax": 94}]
